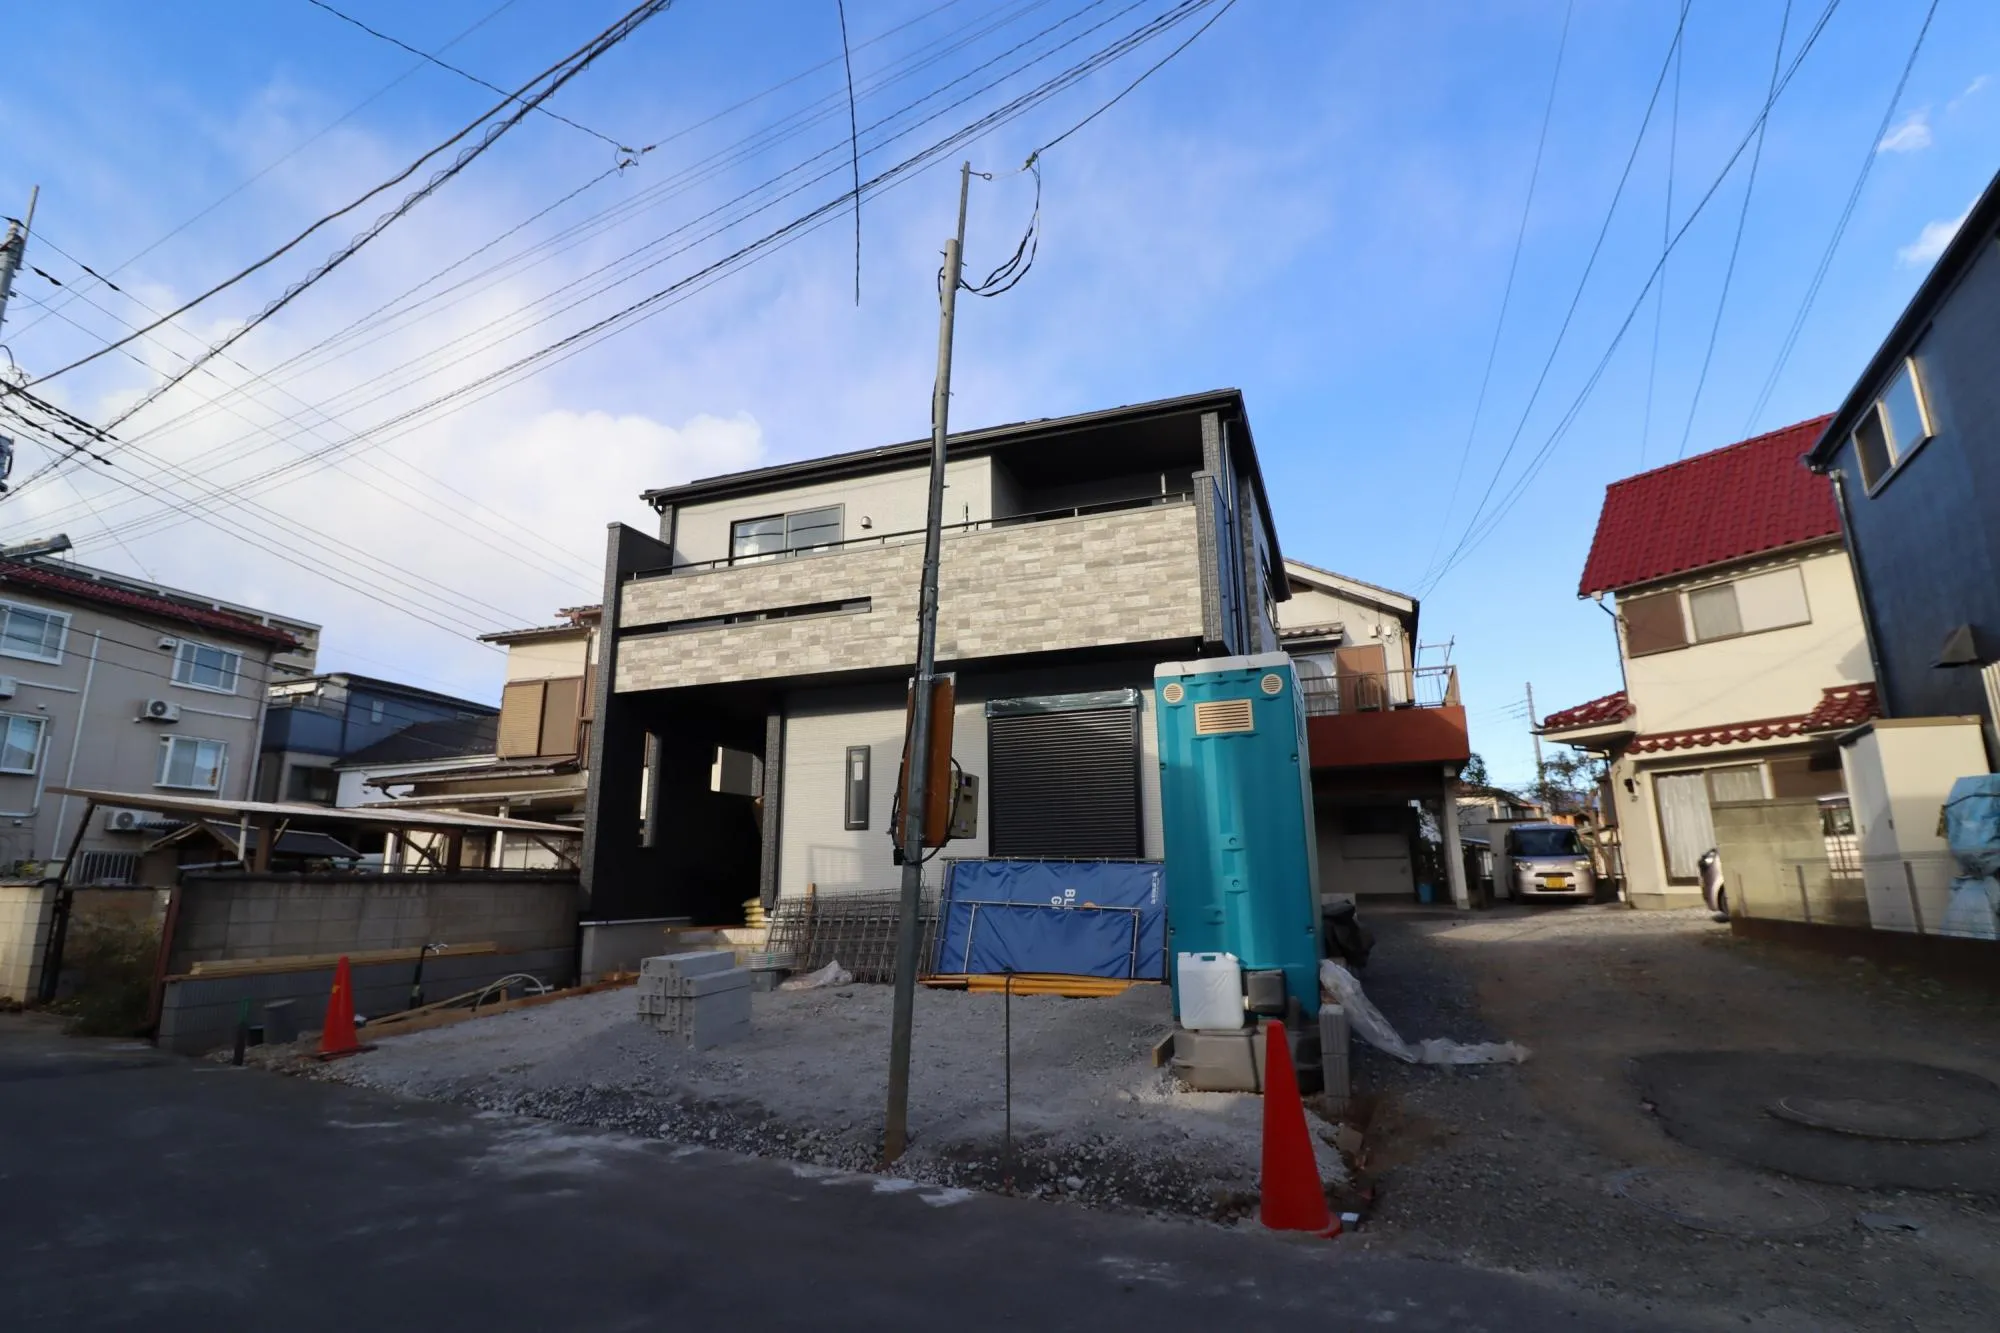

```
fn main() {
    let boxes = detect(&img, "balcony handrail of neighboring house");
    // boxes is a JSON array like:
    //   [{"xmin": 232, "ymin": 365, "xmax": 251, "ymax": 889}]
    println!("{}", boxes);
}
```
[
  {"xmin": 629, "ymin": 490, "xmax": 1196, "ymax": 580},
  {"xmin": 1298, "ymin": 664, "xmax": 1461, "ymax": 716}
]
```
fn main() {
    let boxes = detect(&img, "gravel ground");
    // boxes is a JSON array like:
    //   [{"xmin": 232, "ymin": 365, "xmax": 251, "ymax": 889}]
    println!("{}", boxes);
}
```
[
  {"xmin": 1341, "ymin": 904, "xmax": 2000, "ymax": 1332},
  {"xmin": 309, "ymin": 980, "xmax": 1344, "ymax": 1221}
]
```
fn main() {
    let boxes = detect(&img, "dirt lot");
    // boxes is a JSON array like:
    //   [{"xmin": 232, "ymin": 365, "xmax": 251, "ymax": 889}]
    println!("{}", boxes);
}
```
[
  {"xmin": 1344, "ymin": 903, "xmax": 2000, "ymax": 1332},
  {"xmin": 309, "ymin": 979, "xmax": 1343, "ymax": 1220}
]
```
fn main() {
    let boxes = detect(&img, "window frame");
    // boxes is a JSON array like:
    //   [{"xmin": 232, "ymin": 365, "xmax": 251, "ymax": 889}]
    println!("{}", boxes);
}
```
[
  {"xmin": 729, "ymin": 505, "xmax": 845, "ymax": 565},
  {"xmin": 1855, "ymin": 355, "xmax": 1934, "ymax": 496},
  {"xmin": 843, "ymin": 745, "xmax": 871, "ymax": 830},
  {"xmin": 171, "ymin": 639, "xmax": 243, "ymax": 695},
  {"xmin": 0, "ymin": 599, "xmax": 70, "ymax": 666},
  {"xmin": 0, "ymin": 711, "xmax": 46, "ymax": 776},
  {"xmin": 1620, "ymin": 590, "xmax": 1689, "ymax": 657},
  {"xmin": 156, "ymin": 735, "xmax": 228, "ymax": 792}
]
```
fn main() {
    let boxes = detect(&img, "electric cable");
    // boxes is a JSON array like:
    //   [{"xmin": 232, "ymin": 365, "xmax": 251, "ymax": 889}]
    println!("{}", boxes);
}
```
[
  {"xmin": 837, "ymin": 0, "xmax": 864, "ymax": 303},
  {"xmin": 1639, "ymin": 26, "xmax": 1683, "ymax": 470}
]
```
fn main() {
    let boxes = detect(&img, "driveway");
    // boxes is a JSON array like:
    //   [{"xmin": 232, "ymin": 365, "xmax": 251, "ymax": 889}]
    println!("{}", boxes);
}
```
[
  {"xmin": 0, "ymin": 1016, "xmax": 1683, "ymax": 1332},
  {"xmin": 1344, "ymin": 904, "xmax": 2000, "ymax": 1331}
]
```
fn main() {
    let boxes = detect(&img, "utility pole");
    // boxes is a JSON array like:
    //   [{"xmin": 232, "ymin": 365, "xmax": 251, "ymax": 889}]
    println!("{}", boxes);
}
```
[
  {"xmin": 1525, "ymin": 681, "xmax": 1544, "ymax": 786},
  {"xmin": 0, "ymin": 186, "xmax": 39, "ymax": 337},
  {"xmin": 883, "ymin": 161, "xmax": 970, "ymax": 1164}
]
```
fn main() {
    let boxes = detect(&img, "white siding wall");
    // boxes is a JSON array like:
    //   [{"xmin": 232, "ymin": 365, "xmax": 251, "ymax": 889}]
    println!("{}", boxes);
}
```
[
  {"xmin": 503, "ymin": 634, "xmax": 589, "ymax": 682},
  {"xmin": 672, "ymin": 456, "xmax": 996, "ymax": 566}
]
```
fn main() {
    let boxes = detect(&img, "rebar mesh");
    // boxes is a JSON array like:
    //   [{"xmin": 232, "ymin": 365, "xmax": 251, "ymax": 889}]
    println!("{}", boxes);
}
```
[{"xmin": 764, "ymin": 890, "xmax": 941, "ymax": 983}]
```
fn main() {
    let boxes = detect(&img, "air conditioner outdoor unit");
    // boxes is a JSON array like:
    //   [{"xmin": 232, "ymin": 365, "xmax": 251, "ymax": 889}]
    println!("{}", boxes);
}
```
[
  {"xmin": 157, "ymin": 635, "xmax": 179, "ymax": 651},
  {"xmin": 104, "ymin": 807, "xmax": 157, "ymax": 833},
  {"xmin": 0, "ymin": 676, "xmax": 16, "ymax": 700},
  {"xmin": 142, "ymin": 698, "xmax": 181, "ymax": 723}
]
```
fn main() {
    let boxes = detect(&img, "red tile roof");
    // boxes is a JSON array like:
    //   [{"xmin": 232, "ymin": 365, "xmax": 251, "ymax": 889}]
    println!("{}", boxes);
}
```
[
  {"xmin": 1578, "ymin": 416, "xmax": 1840, "ymax": 596},
  {"xmin": 1540, "ymin": 690, "xmax": 1634, "ymax": 733},
  {"xmin": 0, "ymin": 562, "xmax": 299, "ymax": 649},
  {"xmin": 1627, "ymin": 683, "xmax": 1878, "ymax": 755}
]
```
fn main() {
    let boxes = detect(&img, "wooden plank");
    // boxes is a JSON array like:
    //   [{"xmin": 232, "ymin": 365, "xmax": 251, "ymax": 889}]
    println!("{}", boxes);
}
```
[
  {"xmin": 360, "ymin": 976, "xmax": 634, "ymax": 1039},
  {"xmin": 184, "ymin": 941, "xmax": 498, "ymax": 978}
]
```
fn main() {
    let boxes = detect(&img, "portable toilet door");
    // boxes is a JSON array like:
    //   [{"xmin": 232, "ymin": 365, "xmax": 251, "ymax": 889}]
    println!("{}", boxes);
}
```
[{"xmin": 1154, "ymin": 652, "xmax": 1323, "ymax": 1017}]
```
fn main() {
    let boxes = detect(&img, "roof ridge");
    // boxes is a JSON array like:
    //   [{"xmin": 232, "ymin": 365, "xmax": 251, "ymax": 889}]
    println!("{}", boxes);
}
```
[{"xmin": 1603, "ymin": 415, "xmax": 1835, "ymax": 493}]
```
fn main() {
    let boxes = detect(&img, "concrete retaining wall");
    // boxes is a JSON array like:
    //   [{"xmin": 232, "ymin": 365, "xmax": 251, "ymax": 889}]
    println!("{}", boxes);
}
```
[
  {"xmin": 0, "ymin": 883, "xmax": 56, "ymax": 1001},
  {"xmin": 579, "ymin": 917, "xmax": 682, "ymax": 982},
  {"xmin": 156, "ymin": 945, "xmax": 577, "ymax": 1054},
  {"xmin": 1713, "ymin": 798, "xmax": 1869, "ymax": 928},
  {"xmin": 166, "ymin": 872, "xmax": 579, "ymax": 974}
]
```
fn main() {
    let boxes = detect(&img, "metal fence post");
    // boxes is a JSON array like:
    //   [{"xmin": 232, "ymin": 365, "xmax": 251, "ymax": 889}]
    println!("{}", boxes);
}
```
[
  {"xmin": 1903, "ymin": 860, "xmax": 1926, "ymax": 935},
  {"xmin": 1794, "ymin": 864, "xmax": 1813, "ymax": 925}
]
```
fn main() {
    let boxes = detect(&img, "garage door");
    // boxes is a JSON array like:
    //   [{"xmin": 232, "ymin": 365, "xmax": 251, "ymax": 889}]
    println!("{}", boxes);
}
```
[{"xmin": 987, "ymin": 691, "xmax": 1141, "ymax": 859}]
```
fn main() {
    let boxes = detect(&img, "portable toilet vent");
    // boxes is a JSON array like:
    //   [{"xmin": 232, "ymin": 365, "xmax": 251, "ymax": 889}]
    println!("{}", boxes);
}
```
[{"xmin": 1155, "ymin": 652, "xmax": 1323, "ymax": 1019}]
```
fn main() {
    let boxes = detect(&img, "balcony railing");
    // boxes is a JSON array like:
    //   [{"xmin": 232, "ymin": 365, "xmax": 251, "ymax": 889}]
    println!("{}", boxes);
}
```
[
  {"xmin": 629, "ymin": 491, "xmax": 1195, "ymax": 580},
  {"xmin": 1299, "ymin": 665, "xmax": 1460, "ymax": 717}
]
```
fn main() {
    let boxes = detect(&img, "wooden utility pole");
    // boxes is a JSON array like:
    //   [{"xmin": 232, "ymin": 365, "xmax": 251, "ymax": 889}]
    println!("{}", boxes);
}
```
[
  {"xmin": 1526, "ymin": 681, "xmax": 1545, "ymax": 785},
  {"xmin": 883, "ymin": 162, "xmax": 970, "ymax": 1164}
]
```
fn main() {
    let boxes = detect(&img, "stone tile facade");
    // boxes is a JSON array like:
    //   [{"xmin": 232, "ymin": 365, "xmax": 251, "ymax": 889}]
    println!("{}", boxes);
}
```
[{"xmin": 617, "ymin": 502, "xmax": 1203, "ymax": 691}]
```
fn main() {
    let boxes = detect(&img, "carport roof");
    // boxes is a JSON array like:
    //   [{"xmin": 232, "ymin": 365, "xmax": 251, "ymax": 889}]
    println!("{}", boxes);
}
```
[{"xmin": 47, "ymin": 787, "xmax": 576, "ymax": 834}]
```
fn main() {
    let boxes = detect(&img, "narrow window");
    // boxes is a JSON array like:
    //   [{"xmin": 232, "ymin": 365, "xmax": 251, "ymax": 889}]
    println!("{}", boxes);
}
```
[
  {"xmin": 844, "ymin": 745, "xmax": 871, "ymax": 830},
  {"xmin": 1687, "ymin": 583, "xmax": 1743, "ymax": 642},
  {"xmin": 1852, "ymin": 405, "xmax": 1893, "ymax": 491},
  {"xmin": 0, "ymin": 713, "xmax": 45, "ymax": 774},
  {"xmin": 1879, "ymin": 360, "xmax": 1931, "ymax": 459}
]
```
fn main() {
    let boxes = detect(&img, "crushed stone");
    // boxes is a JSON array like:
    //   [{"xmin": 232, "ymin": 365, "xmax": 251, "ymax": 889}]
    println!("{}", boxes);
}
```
[{"xmin": 311, "ymin": 981, "xmax": 1345, "ymax": 1221}]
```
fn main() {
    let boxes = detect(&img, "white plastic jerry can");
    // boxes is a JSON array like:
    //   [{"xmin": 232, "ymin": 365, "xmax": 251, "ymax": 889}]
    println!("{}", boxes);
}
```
[{"xmin": 1177, "ymin": 951, "xmax": 1246, "ymax": 1031}]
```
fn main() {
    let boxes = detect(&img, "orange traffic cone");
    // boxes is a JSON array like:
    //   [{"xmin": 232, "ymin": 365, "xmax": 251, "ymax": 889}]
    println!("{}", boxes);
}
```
[
  {"xmin": 318, "ymin": 955, "xmax": 361, "ymax": 1058},
  {"xmin": 1259, "ymin": 1019, "xmax": 1336, "ymax": 1235}
]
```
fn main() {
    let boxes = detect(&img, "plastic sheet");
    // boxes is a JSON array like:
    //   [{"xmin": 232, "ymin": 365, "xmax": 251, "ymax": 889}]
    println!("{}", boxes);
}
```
[
  {"xmin": 779, "ymin": 960, "xmax": 854, "ymax": 991},
  {"xmin": 1944, "ymin": 775, "xmax": 2000, "ymax": 878},
  {"xmin": 1319, "ymin": 959, "xmax": 1529, "ymax": 1065},
  {"xmin": 1942, "ymin": 877, "xmax": 2000, "ymax": 941}
]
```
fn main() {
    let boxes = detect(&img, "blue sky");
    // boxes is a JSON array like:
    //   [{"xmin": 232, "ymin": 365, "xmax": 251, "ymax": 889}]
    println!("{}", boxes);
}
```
[{"xmin": 0, "ymin": 1, "xmax": 1993, "ymax": 788}]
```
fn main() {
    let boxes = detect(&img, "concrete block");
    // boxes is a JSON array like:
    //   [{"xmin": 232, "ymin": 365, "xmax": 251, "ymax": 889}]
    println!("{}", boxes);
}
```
[
  {"xmin": 640, "ymin": 950, "xmax": 733, "ymax": 979},
  {"xmin": 675, "ymin": 967, "xmax": 750, "ymax": 999}
]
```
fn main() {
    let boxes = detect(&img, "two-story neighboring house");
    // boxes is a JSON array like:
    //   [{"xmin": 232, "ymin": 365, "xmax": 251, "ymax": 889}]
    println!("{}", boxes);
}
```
[
  {"xmin": 0, "ymin": 557, "xmax": 301, "ymax": 880},
  {"xmin": 1805, "ymin": 165, "xmax": 2000, "ymax": 745},
  {"xmin": 580, "ymin": 390, "xmax": 1288, "ymax": 924},
  {"xmin": 335, "ymin": 607, "xmax": 597, "ymax": 868},
  {"xmin": 258, "ymin": 673, "xmax": 497, "ymax": 806},
  {"xmin": 1540, "ymin": 419, "xmax": 1880, "ymax": 908}
]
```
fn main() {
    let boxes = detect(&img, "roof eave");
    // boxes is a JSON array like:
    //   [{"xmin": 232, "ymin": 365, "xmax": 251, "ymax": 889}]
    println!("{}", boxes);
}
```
[{"xmin": 1808, "ymin": 166, "xmax": 2000, "ymax": 470}]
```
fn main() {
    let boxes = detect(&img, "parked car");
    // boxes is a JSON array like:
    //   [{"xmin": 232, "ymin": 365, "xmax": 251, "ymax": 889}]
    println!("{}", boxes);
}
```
[{"xmin": 1505, "ymin": 823, "xmax": 1596, "ymax": 902}]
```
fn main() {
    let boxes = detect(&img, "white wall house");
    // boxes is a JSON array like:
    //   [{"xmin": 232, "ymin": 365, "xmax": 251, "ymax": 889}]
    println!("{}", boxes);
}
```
[
  {"xmin": 580, "ymin": 391, "xmax": 1289, "ymax": 924},
  {"xmin": 1540, "ymin": 418, "xmax": 1879, "ymax": 908}
]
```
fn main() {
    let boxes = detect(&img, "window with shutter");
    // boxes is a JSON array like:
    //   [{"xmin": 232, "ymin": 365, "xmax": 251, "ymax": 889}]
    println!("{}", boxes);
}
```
[
  {"xmin": 498, "ymin": 680, "xmax": 546, "ymax": 757},
  {"xmin": 1622, "ymin": 591, "xmax": 1688, "ymax": 656},
  {"xmin": 539, "ymin": 677, "xmax": 582, "ymax": 756},
  {"xmin": 987, "ymin": 698, "xmax": 1141, "ymax": 858}
]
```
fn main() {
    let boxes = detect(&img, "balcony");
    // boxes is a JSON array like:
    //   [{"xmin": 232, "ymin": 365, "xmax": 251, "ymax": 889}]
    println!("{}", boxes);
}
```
[
  {"xmin": 1298, "ymin": 665, "xmax": 1471, "ymax": 771},
  {"xmin": 614, "ymin": 496, "xmax": 1207, "ymax": 692}
]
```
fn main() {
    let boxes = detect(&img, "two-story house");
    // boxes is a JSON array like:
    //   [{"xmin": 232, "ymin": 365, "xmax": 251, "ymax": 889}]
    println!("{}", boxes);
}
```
[
  {"xmin": 579, "ymin": 390, "xmax": 1288, "ymax": 924},
  {"xmin": 1539, "ymin": 419, "xmax": 1879, "ymax": 908},
  {"xmin": 0, "ymin": 557, "xmax": 301, "ymax": 881},
  {"xmin": 336, "ymin": 607, "xmax": 597, "ymax": 869},
  {"xmin": 1805, "ymin": 165, "xmax": 2000, "ymax": 746},
  {"xmin": 258, "ymin": 672, "xmax": 497, "ymax": 806}
]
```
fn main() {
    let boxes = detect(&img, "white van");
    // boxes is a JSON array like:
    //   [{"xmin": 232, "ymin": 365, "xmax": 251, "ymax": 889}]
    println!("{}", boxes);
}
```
[{"xmin": 1505, "ymin": 823, "xmax": 1596, "ymax": 902}]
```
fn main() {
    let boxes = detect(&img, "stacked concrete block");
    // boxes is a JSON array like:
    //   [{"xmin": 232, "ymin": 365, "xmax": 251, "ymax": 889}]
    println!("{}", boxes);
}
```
[{"xmin": 636, "ymin": 950, "xmax": 752, "ymax": 1050}]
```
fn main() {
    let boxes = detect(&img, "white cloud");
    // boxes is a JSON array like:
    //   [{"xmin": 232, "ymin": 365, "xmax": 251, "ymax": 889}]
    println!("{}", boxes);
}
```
[
  {"xmin": 1876, "ymin": 110, "xmax": 1932, "ymax": 154},
  {"xmin": 1949, "ymin": 74, "xmax": 1990, "ymax": 112},
  {"xmin": 1898, "ymin": 208, "xmax": 1971, "ymax": 267}
]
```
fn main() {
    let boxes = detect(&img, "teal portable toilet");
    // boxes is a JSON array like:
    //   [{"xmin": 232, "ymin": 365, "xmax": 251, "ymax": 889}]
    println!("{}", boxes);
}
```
[{"xmin": 1155, "ymin": 652, "xmax": 1323, "ymax": 1018}]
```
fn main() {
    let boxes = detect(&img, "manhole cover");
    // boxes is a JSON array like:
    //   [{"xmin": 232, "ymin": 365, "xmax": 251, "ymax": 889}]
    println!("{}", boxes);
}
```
[
  {"xmin": 1610, "ymin": 1167, "xmax": 1830, "ymax": 1236},
  {"xmin": 1770, "ymin": 1095, "xmax": 1987, "ymax": 1143}
]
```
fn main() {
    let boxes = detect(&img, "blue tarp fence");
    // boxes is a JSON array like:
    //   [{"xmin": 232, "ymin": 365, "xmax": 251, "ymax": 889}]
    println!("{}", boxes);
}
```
[{"xmin": 933, "ymin": 860, "xmax": 1167, "ymax": 979}]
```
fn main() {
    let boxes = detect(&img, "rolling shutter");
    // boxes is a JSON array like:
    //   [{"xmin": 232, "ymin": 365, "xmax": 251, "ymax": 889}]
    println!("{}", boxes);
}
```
[{"xmin": 987, "ymin": 695, "xmax": 1141, "ymax": 859}]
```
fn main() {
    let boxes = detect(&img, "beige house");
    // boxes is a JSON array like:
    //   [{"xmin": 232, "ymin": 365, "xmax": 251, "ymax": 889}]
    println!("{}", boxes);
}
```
[
  {"xmin": 0, "ymin": 558, "xmax": 301, "ymax": 882},
  {"xmin": 1540, "ymin": 418, "xmax": 1879, "ymax": 909},
  {"xmin": 336, "ymin": 607, "xmax": 595, "ymax": 869}
]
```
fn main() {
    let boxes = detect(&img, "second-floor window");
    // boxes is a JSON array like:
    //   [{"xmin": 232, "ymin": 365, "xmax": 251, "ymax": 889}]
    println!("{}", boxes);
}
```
[
  {"xmin": 0, "ymin": 600, "xmax": 68, "ymax": 664},
  {"xmin": 1853, "ymin": 357, "xmax": 1932, "ymax": 492},
  {"xmin": 730, "ymin": 506, "xmax": 842, "ymax": 562},
  {"xmin": 0, "ymin": 712, "xmax": 46, "ymax": 775},
  {"xmin": 1623, "ymin": 565, "xmax": 1811, "ymax": 656},
  {"xmin": 173, "ymin": 640, "xmax": 242, "ymax": 693},
  {"xmin": 158, "ymin": 736, "xmax": 226, "ymax": 791}
]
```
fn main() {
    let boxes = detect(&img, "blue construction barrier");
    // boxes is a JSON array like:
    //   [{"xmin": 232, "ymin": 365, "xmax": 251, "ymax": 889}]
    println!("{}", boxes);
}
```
[{"xmin": 933, "ymin": 860, "xmax": 1167, "ymax": 979}]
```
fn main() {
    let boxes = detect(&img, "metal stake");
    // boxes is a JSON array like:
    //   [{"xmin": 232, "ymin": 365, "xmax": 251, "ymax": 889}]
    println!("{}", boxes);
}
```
[
  {"xmin": 883, "ymin": 162, "xmax": 971, "ymax": 1165},
  {"xmin": 1003, "ymin": 970, "xmax": 1014, "ymax": 1192}
]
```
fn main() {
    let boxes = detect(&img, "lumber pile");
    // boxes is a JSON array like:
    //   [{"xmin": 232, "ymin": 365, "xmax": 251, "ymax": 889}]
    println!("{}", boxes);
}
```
[
  {"xmin": 360, "ymin": 976, "xmax": 632, "ymax": 1038},
  {"xmin": 921, "ymin": 973, "xmax": 1154, "ymax": 998}
]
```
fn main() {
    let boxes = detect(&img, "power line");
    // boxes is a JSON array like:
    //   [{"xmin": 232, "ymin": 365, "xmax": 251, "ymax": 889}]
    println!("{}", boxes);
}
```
[
  {"xmin": 1419, "ymin": 0, "xmax": 1694, "ymax": 596},
  {"xmin": 1418, "ymin": 0, "xmax": 1573, "ymax": 591},
  {"xmin": 837, "ymin": 0, "xmax": 864, "ymax": 304},
  {"xmin": 1673, "ymin": 0, "xmax": 1792, "ymax": 461},
  {"xmin": 1742, "ymin": 0, "xmax": 1941, "ymax": 434},
  {"xmin": 1424, "ymin": 0, "xmax": 1850, "ymax": 590},
  {"xmin": 1638, "ymin": 25, "xmax": 1683, "ymax": 471},
  {"xmin": 303, "ymin": 0, "xmax": 638, "ymax": 153},
  {"xmin": 1031, "ymin": 0, "xmax": 1235, "ymax": 156},
  {"xmin": 25, "ymin": 0, "xmax": 676, "ymax": 394}
]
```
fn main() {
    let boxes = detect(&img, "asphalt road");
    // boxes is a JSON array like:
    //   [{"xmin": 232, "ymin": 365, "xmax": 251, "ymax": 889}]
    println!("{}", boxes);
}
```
[{"xmin": 0, "ymin": 1021, "xmax": 1690, "ymax": 1332}]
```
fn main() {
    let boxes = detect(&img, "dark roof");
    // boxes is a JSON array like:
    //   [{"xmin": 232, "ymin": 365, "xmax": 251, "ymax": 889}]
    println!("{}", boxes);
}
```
[
  {"xmin": 1540, "ymin": 690, "xmax": 1635, "ymax": 733},
  {"xmin": 338, "ymin": 715, "xmax": 498, "ymax": 767},
  {"xmin": 0, "ymin": 559, "xmax": 299, "ymax": 648},
  {"xmin": 278, "ymin": 672, "xmax": 497, "ymax": 713},
  {"xmin": 638, "ymin": 389, "xmax": 1285, "ymax": 572},
  {"xmin": 1810, "ymin": 166, "xmax": 2000, "ymax": 468},
  {"xmin": 1577, "ymin": 417, "xmax": 1839, "ymax": 596}
]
